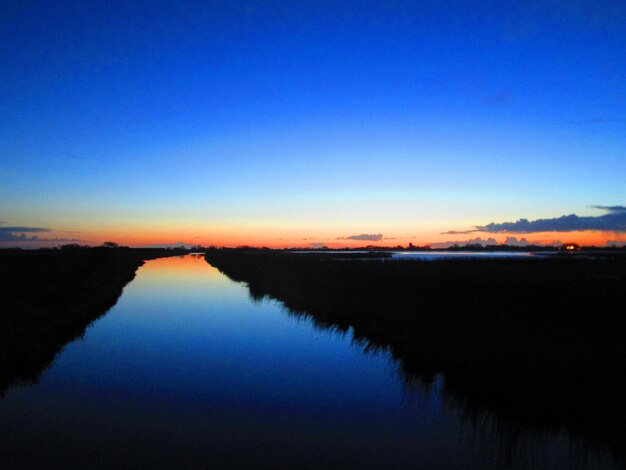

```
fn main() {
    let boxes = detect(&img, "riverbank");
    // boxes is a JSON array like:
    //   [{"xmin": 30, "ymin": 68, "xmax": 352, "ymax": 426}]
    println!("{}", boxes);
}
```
[
  {"xmin": 205, "ymin": 248, "xmax": 626, "ymax": 463},
  {"xmin": 0, "ymin": 247, "xmax": 188, "ymax": 394}
]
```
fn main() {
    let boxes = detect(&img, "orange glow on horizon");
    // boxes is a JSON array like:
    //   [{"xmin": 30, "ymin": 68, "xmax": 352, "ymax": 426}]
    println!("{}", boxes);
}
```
[{"xmin": 72, "ymin": 228, "xmax": 623, "ymax": 249}]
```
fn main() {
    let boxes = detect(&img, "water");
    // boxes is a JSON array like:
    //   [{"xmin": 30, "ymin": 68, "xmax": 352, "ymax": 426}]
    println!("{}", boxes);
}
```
[
  {"xmin": 390, "ymin": 251, "xmax": 538, "ymax": 260},
  {"xmin": 292, "ymin": 250, "xmax": 549, "ymax": 260},
  {"xmin": 0, "ymin": 255, "xmax": 618, "ymax": 469}
]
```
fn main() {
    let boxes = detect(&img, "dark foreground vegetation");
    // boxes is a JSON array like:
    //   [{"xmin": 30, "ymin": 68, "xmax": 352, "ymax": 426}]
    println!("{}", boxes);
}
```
[
  {"xmin": 206, "ymin": 248, "xmax": 626, "ymax": 463},
  {"xmin": 0, "ymin": 247, "xmax": 188, "ymax": 395}
]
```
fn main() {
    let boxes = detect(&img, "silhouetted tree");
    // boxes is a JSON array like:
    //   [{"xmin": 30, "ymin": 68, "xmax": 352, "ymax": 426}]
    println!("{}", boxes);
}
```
[{"xmin": 60, "ymin": 243, "xmax": 83, "ymax": 250}]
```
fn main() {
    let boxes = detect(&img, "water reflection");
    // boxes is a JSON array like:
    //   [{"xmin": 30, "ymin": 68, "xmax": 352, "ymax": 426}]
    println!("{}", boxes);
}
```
[
  {"xmin": 390, "ymin": 251, "xmax": 536, "ymax": 260},
  {"xmin": 270, "ymin": 299, "xmax": 620, "ymax": 470},
  {"xmin": 0, "ymin": 255, "xmax": 620, "ymax": 469}
]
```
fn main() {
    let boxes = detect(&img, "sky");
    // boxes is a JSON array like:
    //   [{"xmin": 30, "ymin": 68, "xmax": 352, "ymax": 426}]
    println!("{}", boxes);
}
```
[{"xmin": 1, "ymin": 0, "xmax": 625, "ymax": 248}]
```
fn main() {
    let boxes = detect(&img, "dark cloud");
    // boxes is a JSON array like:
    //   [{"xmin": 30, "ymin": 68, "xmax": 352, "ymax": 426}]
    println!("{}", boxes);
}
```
[
  {"xmin": 441, "ymin": 229, "xmax": 477, "ymax": 235},
  {"xmin": 0, "ymin": 225, "xmax": 81, "ymax": 243},
  {"xmin": 0, "ymin": 232, "xmax": 40, "ymax": 242},
  {"xmin": 443, "ymin": 206, "xmax": 626, "ymax": 234},
  {"xmin": 591, "ymin": 205, "xmax": 626, "ymax": 212},
  {"xmin": 0, "ymin": 226, "xmax": 51, "ymax": 233},
  {"xmin": 337, "ymin": 234, "xmax": 384, "ymax": 241},
  {"xmin": 0, "ymin": 233, "xmax": 82, "ymax": 242}
]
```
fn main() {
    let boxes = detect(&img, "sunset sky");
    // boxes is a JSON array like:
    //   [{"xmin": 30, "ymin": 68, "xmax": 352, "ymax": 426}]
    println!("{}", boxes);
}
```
[{"xmin": 1, "ymin": 1, "xmax": 625, "ymax": 248}]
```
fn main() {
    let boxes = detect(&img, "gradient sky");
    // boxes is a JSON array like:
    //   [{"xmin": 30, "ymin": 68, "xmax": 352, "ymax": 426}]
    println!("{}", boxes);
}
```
[{"xmin": 1, "ymin": 1, "xmax": 625, "ymax": 247}]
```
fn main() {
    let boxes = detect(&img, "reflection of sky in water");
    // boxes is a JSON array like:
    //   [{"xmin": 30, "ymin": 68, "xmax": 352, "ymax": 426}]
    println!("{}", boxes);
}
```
[
  {"xmin": 0, "ymin": 256, "xmax": 618, "ymax": 469},
  {"xmin": 391, "ymin": 251, "xmax": 535, "ymax": 260}
]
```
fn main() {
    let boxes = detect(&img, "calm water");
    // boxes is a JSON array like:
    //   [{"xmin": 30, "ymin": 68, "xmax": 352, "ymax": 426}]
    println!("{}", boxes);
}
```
[
  {"xmin": 293, "ymin": 250, "xmax": 545, "ymax": 260},
  {"xmin": 390, "ymin": 251, "xmax": 537, "ymax": 260},
  {"xmin": 0, "ymin": 255, "xmax": 618, "ymax": 469}
]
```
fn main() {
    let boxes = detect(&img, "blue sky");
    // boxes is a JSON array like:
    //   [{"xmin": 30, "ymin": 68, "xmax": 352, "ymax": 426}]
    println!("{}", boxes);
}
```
[{"xmin": 1, "ymin": 1, "xmax": 625, "ymax": 246}]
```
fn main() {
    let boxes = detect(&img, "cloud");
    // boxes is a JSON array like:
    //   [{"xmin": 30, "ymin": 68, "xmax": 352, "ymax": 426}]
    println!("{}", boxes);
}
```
[
  {"xmin": 443, "ymin": 206, "xmax": 626, "ymax": 234},
  {"xmin": 441, "ymin": 229, "xmax": 479, "ymax": 235},
  {"xmin": 0, "ymin": 233, "xmax": 82, "ymax": 242},
  {"xmin": 0, "ymin": 225, "xmax": 81, "ymax": 243},
  {"xmin": 591, "ymin": 205, "xmax": 626, "ymax": 212},
  {"xmin": 337, "ymin": 233, "xmax": 384, "ymax": 241},
  {"xmin": 431, "ymin": 237, "xmax": 562, "ymax": 249},
  {"xmin": 47, "ymin": 237, "xmax": 83, "ymax": 242},
  {"xmin": 431, "ymin": 237, "xmax": 499, "ymax": 249},
  {"xmin": 504, "ymin": 237, "xmax": 530, "ymax": 246},
  {"xmin": 0, "ymin": 226, "xmax": 51, "ymax": 233}
]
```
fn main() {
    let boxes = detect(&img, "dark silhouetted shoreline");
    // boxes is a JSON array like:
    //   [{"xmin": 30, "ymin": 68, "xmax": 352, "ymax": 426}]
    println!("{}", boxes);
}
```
[
  {"xmin": 205, "ymin": 248, "xmax": 626, "ymax": 464},
  {"xmin": 0, "ymin": 247, "xmax": 188, "ymax": 395}
]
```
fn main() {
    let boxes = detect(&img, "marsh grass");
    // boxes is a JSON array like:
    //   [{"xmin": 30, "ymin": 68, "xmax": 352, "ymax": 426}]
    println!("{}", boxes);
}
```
[{"xmin": 206, "ymin": 248, "xmax": 626, "ymax": 464}]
